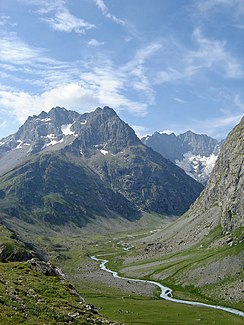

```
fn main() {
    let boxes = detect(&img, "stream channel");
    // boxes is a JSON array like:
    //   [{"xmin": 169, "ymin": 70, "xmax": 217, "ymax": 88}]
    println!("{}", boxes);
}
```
[{"xmin": 91, "ymin": 256, "xmax": 244, "ymax": 318}]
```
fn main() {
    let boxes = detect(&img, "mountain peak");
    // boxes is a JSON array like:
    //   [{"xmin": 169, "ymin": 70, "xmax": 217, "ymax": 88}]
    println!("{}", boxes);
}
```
[
  {"xmin": 94, "ymin": 106, "xmax": 117, "ymax": 116},
  {"xmin": 49, "ymin": 106, "xmax": 68, "ymax": 113}
]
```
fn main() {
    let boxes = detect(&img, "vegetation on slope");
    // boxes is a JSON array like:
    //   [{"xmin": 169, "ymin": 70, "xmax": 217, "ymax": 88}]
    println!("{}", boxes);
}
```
[{"xmin": 0, "ymin": 224, "xmax": 116, "ymax": 324}]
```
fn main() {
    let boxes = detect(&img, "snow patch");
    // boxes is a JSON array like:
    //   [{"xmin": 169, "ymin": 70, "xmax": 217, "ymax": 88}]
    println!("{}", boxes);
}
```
[
  {"xmin": 16, "ymin": 140, "xmax": 23, "ymax": 149},
  {"xmin": 81, "ymin": 120, "xmax": 87, "ymax": 125},
  {"xmin": 176, "ymin": 152, "xmax": 218, "ymax": 183},
  {"xmin": 46, "ymin": 138, "xmax": 64, "ymax": 147},
  {"xmin": 100, "ymin": 149, "xmax": 109, "ymax": 155},
  {"xmin": 0, "ymin": 141, "xmax": 5, "ymax": 146},
  {"xmin": 41, "ymin": 118, "xmax": 51, "ymax": 122},
  {"xmin": 13, "ymin": 140, "xmax": 31, "ymax": 150},
  {"xmin": 61, "ymin": 124, "xmax": 76, "ymax": 136},
  {"xmin": 46, "ymin": 134, "xmax": 56, "ymax": 139}
]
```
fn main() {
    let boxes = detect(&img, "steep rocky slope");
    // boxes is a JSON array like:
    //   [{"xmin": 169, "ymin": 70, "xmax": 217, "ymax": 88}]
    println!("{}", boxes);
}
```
[{"xmin": 0, "ymin": 152, "xmax": 139, "ymax": 226}]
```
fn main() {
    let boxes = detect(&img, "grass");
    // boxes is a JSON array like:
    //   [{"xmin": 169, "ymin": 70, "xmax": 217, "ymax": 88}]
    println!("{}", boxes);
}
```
[
  {"xmin": 85, "ymin": 295, "xmax": 244, "ymax": 325},
  {"xmin": 0, "ymin": 261, "xmax": 108, "ymax": 324}
]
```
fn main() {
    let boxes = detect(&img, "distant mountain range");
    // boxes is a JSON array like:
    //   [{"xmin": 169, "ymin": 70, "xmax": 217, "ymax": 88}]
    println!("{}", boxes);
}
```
[
  {"xmin": 142, "ymin": 131, "xmax": 223, "ymax": 184},
  {"xmin": 0, "ymin": 106, "xmax": 203, "ymax": 229}
]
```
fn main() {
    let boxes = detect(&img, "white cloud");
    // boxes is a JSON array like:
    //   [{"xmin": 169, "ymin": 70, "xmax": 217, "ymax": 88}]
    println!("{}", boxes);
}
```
[
  {"xmin": 94, "ymin": 0, "xmax": 125, "ymax": 25},
  {"xmin": 173, "ymin": 97, "xmax": 185, "ymax": 104},
  {"xmin": 42, "ymin": 8, "xmax": 95, "ymax": 34},
  {"xmin": 0, "ymin": 84, "xmax": 99, "ymax": 123},
  {"xmin": 0, "ymin": 31, "xmax": 158, "ymax": 120},
  {"xmin": 192, "ymin": 114, "xmax": 243, "ymax": 139},
  {"xmin": 156, "ymin": 68, "xmax": 182, "ymax": 84},
  {"xmin": 197, "ymin": 0, "xmax": 244, "ymax": 16},
  {"xmin": 122, "ymin": 42, "xmax": 162, "ymax": 105},
  {"xmin": 81, "ymin": 65, "xmax": 148, "ymax": 116},
  {"xmin": 87, "ymin": 38, "xmax": 105, "ymax": 47},
  {"xmin": 21, "ymin": 0, "xmax": 95, "ymax": 34},
  {"xmin": 189, "ymin": 28, "xmax": 243, "ymax": 79},
  {"xmin": 156, "ymin": 29, "xmax": 244, "ymax": 84},
  {"xmin": 130, "ymin": 42, "xmax": 163, "ymax": 66},
  {"xmin": 0, "ymin": 79, "xmax": 148, "ymax": 124},
  {"xmin": 94, "ymin": 0, "xmax": 107, "ymax": 14},
  {"xmin": 0, "ymin": 34, "xmax": 44, "ymax": 64},
  {"xmin": 31, "ymin": 0, "xmax": 65, "ymax": 14},
  {"xmin": 0, "ymin": 15, "xmax": 17, "ymax": 27}
]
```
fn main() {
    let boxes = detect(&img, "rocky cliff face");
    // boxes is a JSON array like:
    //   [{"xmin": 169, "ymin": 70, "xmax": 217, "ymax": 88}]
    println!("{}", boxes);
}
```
[
  {"xmin": 190, "ymin": 116, "xmax": 244, "ymax": 234},
  {"xmin": 142, "ymin": 131, "xmax": 222, "ymax": 184}
]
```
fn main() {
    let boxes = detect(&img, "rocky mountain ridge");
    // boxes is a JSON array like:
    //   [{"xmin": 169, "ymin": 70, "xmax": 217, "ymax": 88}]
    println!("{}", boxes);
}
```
[{"xmin": 142, "ymin": 130, "xmax": 222, "ymax": 184}]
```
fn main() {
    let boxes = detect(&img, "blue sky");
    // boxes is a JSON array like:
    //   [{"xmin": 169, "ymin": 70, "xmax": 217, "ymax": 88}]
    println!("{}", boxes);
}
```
[{"xmin": 0, "ymin": 0, "xmax": 243, "ymax": 140}]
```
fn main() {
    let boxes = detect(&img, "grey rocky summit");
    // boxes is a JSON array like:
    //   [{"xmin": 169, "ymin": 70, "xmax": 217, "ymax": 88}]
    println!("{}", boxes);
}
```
[{"xmin": 142, "ymin": 130, "xmax": 222, "ymax": 185}]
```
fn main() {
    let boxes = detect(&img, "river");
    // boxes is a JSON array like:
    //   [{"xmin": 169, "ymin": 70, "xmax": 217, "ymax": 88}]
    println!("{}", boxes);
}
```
[{"xmin": 91, "ymin": 256, "xmax": 244, "ymax": 318}]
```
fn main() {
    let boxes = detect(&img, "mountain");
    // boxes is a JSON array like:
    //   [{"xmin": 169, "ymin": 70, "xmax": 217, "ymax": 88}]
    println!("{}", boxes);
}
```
[
  {"xmin": 0, "ymin": 106, "xmax": 203, "ymax": 230},
  {"xmin": 142, "ymin": 131, "xmax": 222, "ymax": 184},
  {"xmin": 138, "ymin": 117, "xmax": 243, "ymax": 303}
]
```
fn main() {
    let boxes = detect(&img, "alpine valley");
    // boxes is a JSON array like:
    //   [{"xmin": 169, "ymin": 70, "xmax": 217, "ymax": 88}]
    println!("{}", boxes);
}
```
[{"xmin": 0, "ymin": 106, "xmax": 243, "ymax": 325}]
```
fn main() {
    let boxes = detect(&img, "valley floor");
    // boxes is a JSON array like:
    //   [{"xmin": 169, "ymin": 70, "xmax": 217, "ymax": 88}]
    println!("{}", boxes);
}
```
[{"xmin": 45, "ymin": 217, "xmax": 243, "ymax": 325}]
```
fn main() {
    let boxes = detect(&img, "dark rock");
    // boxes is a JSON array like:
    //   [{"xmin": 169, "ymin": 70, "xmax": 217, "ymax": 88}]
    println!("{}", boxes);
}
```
[{"xmin": 28, "ymin": 258, "xmax": 59, "ymax": 276}]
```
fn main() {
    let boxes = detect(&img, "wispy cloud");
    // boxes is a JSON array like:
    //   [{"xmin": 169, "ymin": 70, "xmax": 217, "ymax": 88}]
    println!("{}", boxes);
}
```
[
  {"xmin": 192, "ymin": 114, "xmax": 243, "ymax": 139},
  {"xmin": 94, "ymin": 0, "xmax": 125, "ymax": 25},
  {"xmin": 189, "ymin": 28, "xmax": 243, "ymax": 79},
  {"xmin": 189, "ymin": 91, "xmax": 244, "ymax": 138},
  {"xmin": 197, "ymin": 0, "xmax": 244, "ymax": 16},
  {"xmin": 42, "ymin": 8, "xmax": 95, "ymax": 34},
  {"xmin": 0, "ymin": 15, "xmax": 17, "ymax": 27},
  {"xmin": 122, "ymin": 42, "xmax": 163, "ymax": 105},
  {"xmin": 0, "ymin": 34, "xmax": 45, "ymax": 64},
  {"xmin": 174, "ymin": 97, "xmax": 185, "ymax": 104},
  {"xmin": 21, "ymin": 0, "xmax": 95, "ymax": 34},
  {"xmin": 87, "ymin": 38, "xmax": 105, "ymax": 47},
  {"xmin": 0, "ymin": 34, "xmax": 160, "ymax": 122},
  {"xmin": 156, "ymin": 29, "xmax": 244, "ymax": 84}
]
